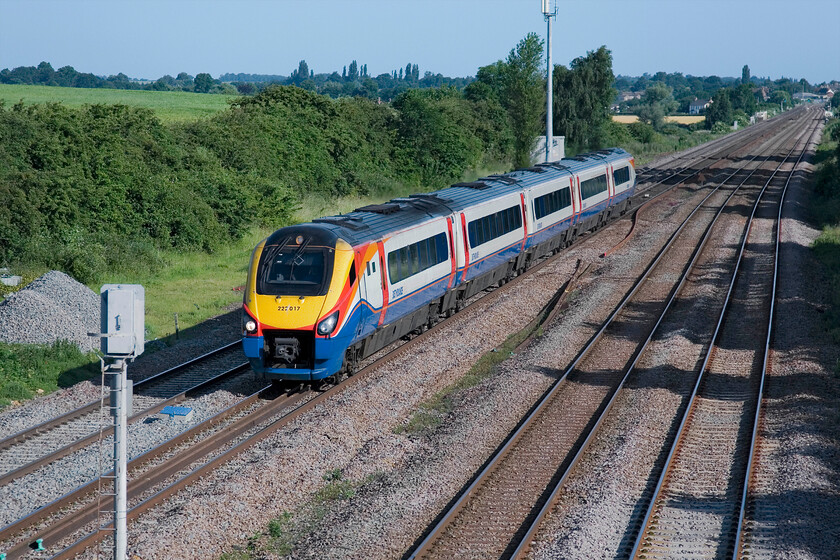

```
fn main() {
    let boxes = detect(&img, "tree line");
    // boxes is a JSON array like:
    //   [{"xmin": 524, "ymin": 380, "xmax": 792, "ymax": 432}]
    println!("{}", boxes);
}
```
[
  {"xmin": 0, "ymin": 60, "xmax": 471, "ymax": 101},
  {"xmin": 0, "ymin": 34, "xmax": 621, "ymax": 283},
  {"xmin": 615, "ymin": 68, "xmax": 820, "ymax": 114}
]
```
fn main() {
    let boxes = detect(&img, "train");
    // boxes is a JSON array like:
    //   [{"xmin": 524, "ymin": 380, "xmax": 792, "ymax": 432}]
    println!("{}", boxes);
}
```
[{"xmin": 242, "ymin": 148, "xmax": 636, "ymax": 381}]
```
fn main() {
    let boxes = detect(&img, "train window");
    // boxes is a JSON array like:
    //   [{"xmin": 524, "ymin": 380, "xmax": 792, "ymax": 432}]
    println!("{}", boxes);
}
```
[
  {"xmin": 418, "ymin": 238, "xmax": 430, "ymax": 269},
  {"xmin": 468, "ymin": 204, "xmax": 522, "ymax": 248},
  {"xmin": 613, "ymin": 166, "xmax": 630, "ymax": 185},
  {"xmin": 435, "ymin": 233, "xmax": 448, "ymax": 262},
  {"xmin": 257, "ymin": 246, "xmax": 332, "ymax": 296},
  {"xmin": 534, "ymin": 187, "xmax": 571, "ymax": 220},
  {"xmin": 580, "ymin": 174, "xmax": 608, "ymax": 200},
  {"xmin": 387, "ymin": 232, "xmax": 449, "ymax": 285},
  {"xmin": 409, "ymin": 244, "xmax": 420, "ymax": 276},
  {"xmin": 348, "ymin": 262, "xmax": 357, "ymax": 285},
  {"xmin": 399, "ymin": 248, "xmax": 410, "ymax": 280}
]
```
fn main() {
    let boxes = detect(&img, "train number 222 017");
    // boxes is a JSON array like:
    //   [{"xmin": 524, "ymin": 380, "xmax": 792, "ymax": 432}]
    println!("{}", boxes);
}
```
[{"xmin": 277, "ymin": 305, "xmax": 301, "ymax": 311}]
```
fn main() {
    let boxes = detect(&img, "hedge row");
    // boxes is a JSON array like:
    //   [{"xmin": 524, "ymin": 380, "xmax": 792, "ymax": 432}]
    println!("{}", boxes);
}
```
[{"xmin": 0, "ymin": 86, "xmax": 513, "ymax": 282}]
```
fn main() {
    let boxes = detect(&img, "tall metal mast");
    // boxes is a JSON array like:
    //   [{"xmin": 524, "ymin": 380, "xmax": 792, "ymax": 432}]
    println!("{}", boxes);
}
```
[{"xmin": 542, "ymin": 0, "xmax": 557, "ymax": 162}]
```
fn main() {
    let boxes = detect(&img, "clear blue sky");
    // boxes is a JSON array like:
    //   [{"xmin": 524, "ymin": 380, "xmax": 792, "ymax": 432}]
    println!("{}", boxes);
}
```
[{"xmin": 1, "ymin": 0, "xmax": 837, "ymax": 84}]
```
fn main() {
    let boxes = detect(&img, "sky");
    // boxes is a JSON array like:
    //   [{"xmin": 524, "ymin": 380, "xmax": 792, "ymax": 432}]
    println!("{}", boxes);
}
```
[{"xmin": 0, "ymin": 0, "xmax": 838, "ymax": 84}]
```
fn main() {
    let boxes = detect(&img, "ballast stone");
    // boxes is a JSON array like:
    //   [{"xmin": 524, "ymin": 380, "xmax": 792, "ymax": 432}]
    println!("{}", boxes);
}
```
[{"xmin": 0, "ymin": 270, "xmax": 101, "ymax": 352}]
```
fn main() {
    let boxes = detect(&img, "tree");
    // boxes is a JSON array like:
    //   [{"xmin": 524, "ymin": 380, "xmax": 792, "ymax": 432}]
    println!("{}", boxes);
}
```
[
  {"xmin": 731, "ymin": 83, "xmax": 757, "ymax": 115},
  {"xmin": 769, "ymin": 89, "xmax": 791, "ymax": 108},
  {"xmin": 553, "ymin": 46, "xmax": 615, "ymax": 152},
  {"xmin": 194, "ymin": 73, "xmax": 213, "ymax": 93},
  {"xmin": 498, "ymin": 33, "xmax": 545, "ymax": 167},
  {"xmin": 742, "ymin": 64, "xmax": 751, "ymax": 84},
  {"xmin": 637, "ymin": 83, "xmax": 677, "ymax": 130},
  {"xmin": 290, "ymin": 60, "xmax": 309, "ymax": 84},
  {"xmin": 393, "ymin": 88, "xmax": 482, "ymax": 185},
  {"xmin": 348, "ymin": 60, "xmax": 359, "ymax": 81},
  {"xmin": 705, "ymin": 88, "xmax": 733, "ymax": 129}
]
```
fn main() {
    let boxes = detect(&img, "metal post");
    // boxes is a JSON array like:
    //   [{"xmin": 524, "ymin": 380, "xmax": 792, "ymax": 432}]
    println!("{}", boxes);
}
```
[
  {"xmin": 112, "ymin": 359, "xmax": 128, "ymax": 560},
  {"xmin": 546, "ymin": 13, "xmax": 552, "ymax": 162},
  {"xmin": 543, "ymin": 1, "xmax": 557, "ymax": 162},
  {"xmin": 98, "ymin": 283, "xmax": 143, "ymax": 560}
]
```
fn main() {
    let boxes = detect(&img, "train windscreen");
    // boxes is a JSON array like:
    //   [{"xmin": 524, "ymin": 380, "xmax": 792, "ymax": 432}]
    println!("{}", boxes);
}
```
[{"xmin": 257, "ymin": 244, "xmax": 334, "ymax": 296}]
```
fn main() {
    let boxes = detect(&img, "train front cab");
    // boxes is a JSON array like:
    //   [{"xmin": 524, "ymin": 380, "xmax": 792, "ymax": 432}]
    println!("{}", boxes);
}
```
[{"xmin": 242, "ymin": 226, "xmax": 360, "ymax": 381}]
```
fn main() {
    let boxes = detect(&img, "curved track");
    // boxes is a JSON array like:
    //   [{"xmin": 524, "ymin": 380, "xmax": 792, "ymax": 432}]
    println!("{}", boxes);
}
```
[
  {"xmin": 407, "ymin": 107, "xmax": 819, "ymax": 560},
  {"xmin": 0, "ymin": 342, "xmax": 248, "ymax": 489}
]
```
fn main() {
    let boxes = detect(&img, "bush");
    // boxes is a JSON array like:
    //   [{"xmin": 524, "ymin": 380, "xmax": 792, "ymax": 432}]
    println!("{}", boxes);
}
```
[{"xmin": 628, "ymin": 121, "xmax": 657, "ymax": 143}]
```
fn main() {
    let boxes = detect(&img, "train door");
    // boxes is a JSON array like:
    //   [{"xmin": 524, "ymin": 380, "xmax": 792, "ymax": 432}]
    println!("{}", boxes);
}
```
[
  {"xmin": 357, "ymin": 249, "xmax": 384, "ymax": 337},
  {"xmin": 362, "ymin": 249, "xmax": 383, "ymax": 310}
]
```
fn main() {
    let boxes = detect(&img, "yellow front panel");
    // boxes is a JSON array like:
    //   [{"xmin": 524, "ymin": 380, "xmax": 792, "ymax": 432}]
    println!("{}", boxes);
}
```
[{"xmin": 245, "ymin": 239, "xmax": 355, "ymax": 331}]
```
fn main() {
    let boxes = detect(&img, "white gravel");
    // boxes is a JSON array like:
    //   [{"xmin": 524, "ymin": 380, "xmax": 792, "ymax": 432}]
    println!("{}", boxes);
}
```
[{"xmin": 0, "ymin": 270, "xmax": 100, "ymax": 351}]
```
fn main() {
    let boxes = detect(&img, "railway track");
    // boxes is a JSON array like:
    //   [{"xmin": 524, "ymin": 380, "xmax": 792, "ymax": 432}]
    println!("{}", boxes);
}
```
[
  {"xmin": 0, "ymin": 107, "xmax": 815, "ymax": 559},
  {"xmin": 407, "ymin": 107, "xmax": 818, "ymax": 560},
  {"xmin": 0, "ymin": 342, "xmax": 249, "ymax": 491},
  {"xmin": 625, "ymin": 109, "xmax": 822, "ymax": 560},
  {"xmin": 633, "ymin": 111, "xmax": 798, "ymax": 193}
]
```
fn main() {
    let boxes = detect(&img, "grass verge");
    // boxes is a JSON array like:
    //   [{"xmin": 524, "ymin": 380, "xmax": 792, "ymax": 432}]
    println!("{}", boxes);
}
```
[
  {"xmin": 810, "ymin": 118, "xmax": 840, "ymax": 342},
  {"xmin": 394, "ymin": 270, "xmax": 579, "ymax": 436},
  {"xmin": 0, "ymin": 341, "xmax": 99, "ymax": 409}
]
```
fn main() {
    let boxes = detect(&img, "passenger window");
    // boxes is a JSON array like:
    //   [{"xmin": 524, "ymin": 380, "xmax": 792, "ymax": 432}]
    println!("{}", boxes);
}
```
[{"xmin": 409, "ymin": 244, "xmax": 420, "ymax": 276}]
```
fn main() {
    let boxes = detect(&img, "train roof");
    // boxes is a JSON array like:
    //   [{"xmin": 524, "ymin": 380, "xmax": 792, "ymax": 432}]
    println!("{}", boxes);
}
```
[{"xmin": 290, "ymin": 148, "xmax": 632, "ymax": 246}]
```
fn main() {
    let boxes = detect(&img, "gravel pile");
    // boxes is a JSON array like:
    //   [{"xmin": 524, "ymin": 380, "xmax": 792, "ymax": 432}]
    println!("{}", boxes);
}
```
[{"xmin": 0, "ymin": 271, "xmax": 100, "ymax": 352}]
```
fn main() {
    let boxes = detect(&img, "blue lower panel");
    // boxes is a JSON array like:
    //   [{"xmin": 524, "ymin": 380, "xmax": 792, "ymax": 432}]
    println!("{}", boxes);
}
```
[
  {"xmin": 382, "ymin": 277, "xmax": 449, "ymax": 325},
  {"xmin": 526, "ymin": 218, "xmax": 572, "ymax": 249},
  {"xmin": 242, "ymin": 333, "xmax": 347, "ymax": 381},
  {"xmin": 463, "ymin": 243, "xmax": 522, "ymax": 283}
]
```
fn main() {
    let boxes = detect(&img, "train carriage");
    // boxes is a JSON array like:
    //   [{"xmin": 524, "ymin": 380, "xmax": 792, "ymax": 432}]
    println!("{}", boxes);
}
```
[{"xmin": 242, "ymin": 148, "xmax": 635, "ymax": 381}]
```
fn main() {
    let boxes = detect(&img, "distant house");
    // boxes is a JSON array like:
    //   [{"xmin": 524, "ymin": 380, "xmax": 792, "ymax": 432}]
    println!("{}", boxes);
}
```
[
  {"xmin": 754, "ymin": 86, "xmax": 770, "ymax": 101},
  {"xmin": 689, "ymin": 98, "xmax": 711, "ymax": 115},
  {"xmin": 816, "ymin": 86, "xmax": 835, "ymax": 99},
  {"xmin": 618, "ymin": 91, "xmax": 642, "ymax": 102},
  {"xmin": 793, "ymin": 92, "xmax": 821, "ymax": 101}
]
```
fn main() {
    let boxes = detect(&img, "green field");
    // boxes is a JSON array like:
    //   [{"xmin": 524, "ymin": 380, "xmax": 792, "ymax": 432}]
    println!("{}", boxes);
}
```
[{"xmin": 0, "ymin": 84, "xmax": 234, "ymax": 122}]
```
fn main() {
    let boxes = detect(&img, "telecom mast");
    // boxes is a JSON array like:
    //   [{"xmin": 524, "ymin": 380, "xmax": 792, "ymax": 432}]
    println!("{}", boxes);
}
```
[{"xmin": 542, "ymin": 0, "xmax": 557, "ymax": 162}]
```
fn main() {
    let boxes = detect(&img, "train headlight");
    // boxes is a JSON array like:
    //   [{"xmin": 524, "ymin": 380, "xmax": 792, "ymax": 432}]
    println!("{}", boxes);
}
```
[
  {"xmin": 317, "ymin": 311, "xmax": 339, "ymax": 336},
  {"xmin": 243, "ymin": 309, "xmax": 258, "ymax": 335}
]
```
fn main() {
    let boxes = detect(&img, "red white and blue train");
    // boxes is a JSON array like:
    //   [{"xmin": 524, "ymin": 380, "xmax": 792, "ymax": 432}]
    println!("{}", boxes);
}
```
[{"xmin": 242, "ymin": 148, "xmax": 636, "ymax": 381}]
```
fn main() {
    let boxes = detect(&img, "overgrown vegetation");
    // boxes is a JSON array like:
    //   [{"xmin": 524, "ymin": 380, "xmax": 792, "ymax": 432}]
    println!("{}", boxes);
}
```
[
  {"xmin": 0, "ymin": 84, "xmax": 515, "ymax": 286},
  {"xmin": 811, "ymin": 117, "xmax": 840, "ymax": 341},
  {"xmin": 604, "ymin": 118, "xmax": 720, "ymax": 165},
  {"xmin": 220, "ymin": 469, "xmax": 364, "ymax": 559}
]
